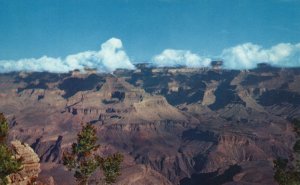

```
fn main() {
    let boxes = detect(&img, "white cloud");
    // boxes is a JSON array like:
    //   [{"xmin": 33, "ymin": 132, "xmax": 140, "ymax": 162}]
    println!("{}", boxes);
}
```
[
  {"xmin": 152, "ymin": 49, "xmax": 211, "ymax": 68},
  {"xmin": 221, "ymin": 42, "xmax": 300, "ymax": 69},
  {"xmin": 152, "ymin": 43, "xmax": 300, "ymax": 69},
  {"xmin": 0, "ymin": 38, "xmax": 135, "ymax": 73},
  {"xmin": 2, "ymin": 39, "xmax": 300, "ymax": 72}
]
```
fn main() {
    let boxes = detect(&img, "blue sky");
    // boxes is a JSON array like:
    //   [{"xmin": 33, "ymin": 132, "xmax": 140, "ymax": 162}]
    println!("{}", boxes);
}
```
[{"xmin": 0, "ymin": 0, "xmax": 300, "ymax": 63}]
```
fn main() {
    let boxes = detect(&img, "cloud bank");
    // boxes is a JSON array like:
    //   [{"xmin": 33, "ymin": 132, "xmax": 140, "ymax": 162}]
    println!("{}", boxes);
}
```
[
  {"xmin": 152, "ymin": 42, "xmax": 300, "ymax": 69},
  {"xmin": 1, "ymin": 39, "xmax": 300, "ymax": 73},
  {"xmin": 0, "ymin": 38, "xmax": 135, "ymax": 73},
  {"xmin": 221, "ymin": 42, "xmax": 300, "ymax": 69},
  {"xmin": 152, "ymin": 49, "xmax": 211, "ymax": 68}
]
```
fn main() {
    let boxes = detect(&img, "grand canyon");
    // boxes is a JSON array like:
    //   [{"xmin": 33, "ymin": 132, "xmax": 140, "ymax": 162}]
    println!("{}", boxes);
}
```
[{"xmin": 1, "ymin": 63, "xmax": 299, "ymax": 185}]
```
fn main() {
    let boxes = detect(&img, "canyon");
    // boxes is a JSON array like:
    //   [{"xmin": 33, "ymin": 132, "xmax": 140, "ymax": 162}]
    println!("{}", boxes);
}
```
[{"xmin": 0, "ymin": 64, "xmax": 299, "ymax": 185}]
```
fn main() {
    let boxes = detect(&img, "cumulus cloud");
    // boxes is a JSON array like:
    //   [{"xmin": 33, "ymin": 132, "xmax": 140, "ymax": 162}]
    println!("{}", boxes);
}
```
[
  {"xmin": 152, "ymin": 43, "xmax": 300, "ymax": 69},
  {"xmin": 152, "ymin": 49, "xmax": 211, "ymax": 68},
  {"xmin": 221, "ymin": 42, "xmax": 300, "ymax": 69},
  {"xmin": 0, "ymin": 38, "xmax": 135, "ymax": 73},
  {"xmin": 2, "ymin": 39, "xmax": 300, "ymax": 72}
]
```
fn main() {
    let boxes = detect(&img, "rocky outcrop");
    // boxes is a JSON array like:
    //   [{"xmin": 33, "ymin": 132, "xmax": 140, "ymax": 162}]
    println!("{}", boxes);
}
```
[
  {"xmin": 31, "ymin": 136, "xmax": 63, "ymax": 163},
  {"xmin": 204, "ymin": 135, "xmax": 268, "ymax": 172},
  {"xmin": 223, "ymin": 161, "xmax": 278, "ymax": 185},
  {"xmin": 116, "ymin": 165, "xmax": 173, "ymax": 185},
  {"xmin": 202, "ymin": 80, "xmax": 219, "ymax": 106},
  {"xmin": 36, "ymin": 176, "xmax": 55, "ymax": 185},
  {"xmin": 8, "ymin": 140, "xmax": 41, "ymax": 185}
]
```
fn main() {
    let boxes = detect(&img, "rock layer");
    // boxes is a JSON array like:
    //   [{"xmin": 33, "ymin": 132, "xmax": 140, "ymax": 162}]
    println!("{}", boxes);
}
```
[
  {"xmin": 8, "ymin": 140, "xmax": 41, "ymax": 185},
  {"xmin": 0, "ymin": 66, "xmax": 300, "ymax": 184}
]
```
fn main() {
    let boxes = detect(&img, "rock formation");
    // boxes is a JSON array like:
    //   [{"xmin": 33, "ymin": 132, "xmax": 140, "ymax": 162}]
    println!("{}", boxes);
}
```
[
  {"xmin": 116, "ymin": 165, "xmax": 173, "ymax": 185},
  {"xmin": 0, "ymin": 66, "xmax": 299, "ymax": 184},
  {"xmin": 8, "ymin": 140, "xmax": 41, "ymax": 185}
]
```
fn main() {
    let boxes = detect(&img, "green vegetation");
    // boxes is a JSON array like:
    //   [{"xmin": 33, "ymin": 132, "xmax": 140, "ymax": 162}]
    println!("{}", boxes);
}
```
[
  {"xmin": 274, "ymin": 119, "xmax": 300, "ymax": 185},
  {"xmin": 99, "ymin": 153, "xmax": 123, "ymax": 184},
  {"xmin": 0, "ymin": 113, "xmax": 22, "ymax": 185},
  {"xmin": 63, "ymin": 123, "xmax": 123, "ymax": 185},
  {"xmin": 0, "ymin": 114, "xmax": 9, "ymax": 142},
  {"xmin": 62, "ymin": 124, "xmax": 100, "ymax": 185},
  {"xmin": 274, "ymin": 158, "xmax": 300, "ymax": 185}
]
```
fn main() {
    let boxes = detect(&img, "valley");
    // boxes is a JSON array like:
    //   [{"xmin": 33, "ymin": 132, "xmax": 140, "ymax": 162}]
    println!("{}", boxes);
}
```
[{"xmin": 0, "ymin": 65, "xmax": 299, "ymax": 185}]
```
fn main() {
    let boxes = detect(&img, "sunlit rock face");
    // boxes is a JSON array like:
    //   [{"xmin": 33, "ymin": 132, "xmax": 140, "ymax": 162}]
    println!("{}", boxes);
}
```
[
  {"xmin": 8, "ymin": 140, "xmax": 41, "ymax": 185},
  {"xmin": 0, "ymin": 66, "xmax": 299, "ymax": 184}
]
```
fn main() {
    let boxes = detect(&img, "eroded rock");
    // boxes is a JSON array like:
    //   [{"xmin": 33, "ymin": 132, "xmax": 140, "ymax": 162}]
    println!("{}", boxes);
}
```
[{"xmin": 8, "ymin": 140, "xmax": 41, "ymax": 185}]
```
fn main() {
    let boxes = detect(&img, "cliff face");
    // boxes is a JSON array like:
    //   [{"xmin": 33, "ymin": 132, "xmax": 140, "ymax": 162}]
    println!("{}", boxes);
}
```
[
  {"xmin": 31, "ymin": 136, "xmax": 62, "ymax": 163},
  {"xmin": 0, "ymin": 67, "xmax": 299, "ymax": 184},
  {"xmin": 8, "ymin": 140, "xmax": 41, "ymax": 185}
]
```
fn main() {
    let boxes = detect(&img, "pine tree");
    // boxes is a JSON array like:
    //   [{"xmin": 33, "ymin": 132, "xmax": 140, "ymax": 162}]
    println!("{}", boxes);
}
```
[
  {"xmin": 0, "ymin": 113, "xmax": 22, "ymax": 185},
  {"xmin": 63, "ymin": 124, "xmax": 100, "ymax": 185},
  {"xmin": 63, "ymin": 123, "xmax": 123, "ymax": 185},
  {"xmin": 99, "ymin": 153, "xmax": 123, "ymax": 184}
]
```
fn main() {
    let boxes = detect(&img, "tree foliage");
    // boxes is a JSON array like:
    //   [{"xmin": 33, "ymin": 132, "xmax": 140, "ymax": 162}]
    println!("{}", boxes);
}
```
[
  {"xmin": 63, "ymin": 123, "xmax": 123, "ymax": 185},
  {"xmin": 0, "ymin": 113, "xmax": 22, "ymax": 185},
  {"xmin": 63, "ymin": 124, "xmax": 100, "ymax": 185},
  {"xmin": 274, "ymin": 158, "xmax": 300, "ymax": 185},
  {"xmin": 274, "ymin": 119, "xmax": 300, "ymax": 185},
  {"xmin": 0, "ymin": 113, "xmax": 9, "ymax": 142},
  {"xmin": 99, "ymin": 153, "xmax": 123, "ymax": 184}
]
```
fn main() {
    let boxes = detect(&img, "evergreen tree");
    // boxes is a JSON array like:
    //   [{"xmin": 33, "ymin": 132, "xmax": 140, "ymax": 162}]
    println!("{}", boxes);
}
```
[
  {"xmin": 99, "ymin": 153, "xmax": 123, "ymax": 184},
  {"xmin": 63, "ymin": 124, "xmax": 100, "ymax": 185},
  {"xmin": 0, "ymin": 113, "xmax": 22, "ymax": 185},
  {"xmin": 63, "ymin": 123, "xmax": 123, "ymax": 185}
]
